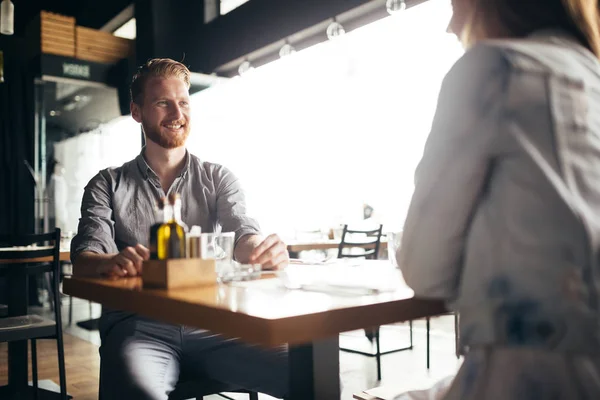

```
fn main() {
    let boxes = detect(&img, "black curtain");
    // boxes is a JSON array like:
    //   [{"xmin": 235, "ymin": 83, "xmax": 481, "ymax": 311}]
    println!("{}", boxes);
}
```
[{"xmin": 0, "ymin": 35, "xmax": 35, "ymax": 235}]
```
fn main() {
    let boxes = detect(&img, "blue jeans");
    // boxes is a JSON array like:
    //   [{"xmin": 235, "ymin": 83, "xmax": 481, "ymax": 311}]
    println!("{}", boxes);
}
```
[{"xmin": 98, "ymin": 315, "xmax": 289, "ymax": 400}]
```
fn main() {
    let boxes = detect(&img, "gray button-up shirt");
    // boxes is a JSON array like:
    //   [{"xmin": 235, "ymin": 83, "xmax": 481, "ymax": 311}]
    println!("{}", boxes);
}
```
[
  {"xmin": 71, "ymin": 149, "xmax": 260, "ymax": 260},
  {"xmin": 71, "ymin": 149, "xmax": 261, "ymax": 332}
]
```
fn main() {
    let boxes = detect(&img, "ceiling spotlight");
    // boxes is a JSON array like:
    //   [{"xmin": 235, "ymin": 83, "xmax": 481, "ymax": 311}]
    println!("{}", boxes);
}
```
[
  {"xmin": 279, "ymin": 43, "xmax": 296, "ymax": 58},
  {"xmin": 326, "ymin": 20, "xmax": 345, "ymax": 40},
  {"xmin": 238, "ymin": 60, "xmax": 254, "ymax": 76},
  {"xmin": 386, "ymin": 0, "xmax": 407, "ymax": 15},
  {"xmin": 0, "ymin": 0, "xmax": 14, "ymax": 35}
]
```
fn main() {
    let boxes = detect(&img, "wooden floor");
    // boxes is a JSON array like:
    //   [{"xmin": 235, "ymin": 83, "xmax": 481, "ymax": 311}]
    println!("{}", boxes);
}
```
[
  {"xmin": 0, "ymin": 330, "xmax": 100, "ymax": 399},
  {"xmin": 1, "ymin": 296, "xmax": 461, "ymax": 400}
]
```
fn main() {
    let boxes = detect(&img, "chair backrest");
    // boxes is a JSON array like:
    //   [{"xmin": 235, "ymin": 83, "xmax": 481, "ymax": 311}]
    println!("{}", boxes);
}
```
[
  {"xmin": 0, "ymin": 229, "xmax": 61, "ymax": 263},
  {"xmin": 337, "ymin": 224, "xmax": 383, "ymax": 259}
]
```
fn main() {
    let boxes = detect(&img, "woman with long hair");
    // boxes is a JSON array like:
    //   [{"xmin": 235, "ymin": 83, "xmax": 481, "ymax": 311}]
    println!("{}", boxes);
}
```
[{"xmin": 399, "ymin": 0, "xmax": 600, "ymax": 398}]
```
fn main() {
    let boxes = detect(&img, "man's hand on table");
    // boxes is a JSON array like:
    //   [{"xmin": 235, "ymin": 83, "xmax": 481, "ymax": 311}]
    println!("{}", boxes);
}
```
[
  {"xmin": 100, "ymin": 244, "xmax": 150, "ymax": 277},
  {"xmin": 249, "ymin": 234, "xmax": 289, "ymax": 270}
]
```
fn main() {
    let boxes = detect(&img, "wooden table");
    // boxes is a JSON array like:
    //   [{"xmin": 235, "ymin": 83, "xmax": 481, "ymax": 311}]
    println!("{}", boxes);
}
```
[
  {"xmin": 0, "ymin": 249, "xmax": 71, "ymax": 399},
  {"xmin": 63, "ymin": 261, "xmax": 446, "ymax": 400}
]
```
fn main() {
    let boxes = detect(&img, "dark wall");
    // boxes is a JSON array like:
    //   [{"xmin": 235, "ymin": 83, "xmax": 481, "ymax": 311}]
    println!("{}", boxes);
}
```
[
  {"xmin": 0, "ymin": 35, "xmax": 35, "ymax": 234},
  {"xmin": 14, "ymin": 0, "xmax": 133, "ymax": 38},
  {"xmin": 134, "ymin": 0, "xmax": 208, "ymax": 66}
]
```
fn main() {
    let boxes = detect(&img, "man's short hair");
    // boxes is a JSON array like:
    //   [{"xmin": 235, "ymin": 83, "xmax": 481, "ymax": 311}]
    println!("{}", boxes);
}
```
[{"xmin": 130, "ymin": 58, "xmax": 191, "ymax": 105}]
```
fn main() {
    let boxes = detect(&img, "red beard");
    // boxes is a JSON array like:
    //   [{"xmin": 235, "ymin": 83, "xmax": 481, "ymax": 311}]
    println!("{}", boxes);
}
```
[{"xmin": 144, "ymin": 121, "xmax": 190, "ymax": 149}]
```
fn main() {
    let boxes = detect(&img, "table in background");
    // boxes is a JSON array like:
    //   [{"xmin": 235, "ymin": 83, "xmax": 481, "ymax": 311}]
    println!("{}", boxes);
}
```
[
  {"xmin": 286, "ymin": 239, "xmax": 388, "ymax": 258},
  {"xmin": 0, "ymin": 251, "xmax": 70, "ymax": 265}
]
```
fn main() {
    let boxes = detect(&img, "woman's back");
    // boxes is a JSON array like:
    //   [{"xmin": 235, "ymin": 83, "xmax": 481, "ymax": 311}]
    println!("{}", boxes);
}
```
[
  {"xmin": 397, "ymin": 1, "xmax": 600, "ymax": 399},
  {"xmin": 460, "ymin": 32, "xmax": 600, "ymax": 353},
  {"xmin": 398, "ymin": 30, "xmax": 600, "ymax": 400},
  {"xmin": 399, "ymin": 31, "xmax": 600, "ymax": 353}
]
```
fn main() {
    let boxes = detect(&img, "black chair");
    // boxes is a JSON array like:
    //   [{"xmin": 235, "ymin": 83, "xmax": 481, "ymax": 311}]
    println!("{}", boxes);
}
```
[
  {"xmin": 337, "ymin": 224, "xmax": 413, "ymax": 381},
  {"xmin": 168, "ymin": 377, "xmax": 259, "ymax": 400},
  {"xmin": 0, "ymin": 229, "xmax": 68, "ymax": 399},
  {"xmin": 337, "ymin": 224, "xmax": 383, "ymax": 260}
]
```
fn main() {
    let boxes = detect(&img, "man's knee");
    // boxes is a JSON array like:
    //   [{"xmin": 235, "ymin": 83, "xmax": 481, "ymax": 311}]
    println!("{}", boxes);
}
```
[{"xmin": 99, "ymin": 319, "xmax": 180, "ymax": 400}]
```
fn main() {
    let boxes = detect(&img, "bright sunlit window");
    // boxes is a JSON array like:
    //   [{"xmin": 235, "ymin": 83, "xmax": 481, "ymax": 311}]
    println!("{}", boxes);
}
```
[
  {"xmin": 113, "ymin": 18, "xmax": 136, "ymax": 39},
  {"xmin": 220, "ymin": 0, "xmax": 250, "ymax": 15},
  {"xmin": 188, "ymin": 0, "xmax": 463, "ymax": 239},
  {"xmin": 54, "ymin": 117, "xmax": 141, "ymax": 234}
]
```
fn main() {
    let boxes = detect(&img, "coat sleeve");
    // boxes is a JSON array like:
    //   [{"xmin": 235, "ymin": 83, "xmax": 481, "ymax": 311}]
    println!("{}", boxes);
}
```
[{"xmin": 398, "ymin": 44, "xmax": 511, "ymax": 299}]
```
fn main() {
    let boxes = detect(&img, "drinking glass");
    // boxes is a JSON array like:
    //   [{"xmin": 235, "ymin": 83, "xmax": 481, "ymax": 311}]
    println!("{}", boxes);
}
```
[{"xmin": 200, "ymin": 232, "xmax": 235, "ymax": 282}]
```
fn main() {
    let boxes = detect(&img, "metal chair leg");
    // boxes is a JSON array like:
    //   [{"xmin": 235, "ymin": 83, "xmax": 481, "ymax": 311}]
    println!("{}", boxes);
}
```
[
  {"xmin": 68, "ymin": 295, "xmax": 73, "ymax": 325},
  {"xmin": 32, "ymin": 339, "xmax": 39, "ymax": 400},
  {"xmin": 426, "ymin": 317, "xmax": 430, "ymax": 369},
  {"xmin": 375, "ymin": 327, "xmax": 382, "ymax": 381},
  {"xmin": 53, "ymin": 271, "xmax": 68, "ymax": 400},
  {"xmin": 409, "ymin": 320, "xmax": 413, "ymax": 348},
  {"xmin": 45, "ymin": 272, "xmax": 55, "ymax": 311},
  {"xmin": 454, "ymin": 313, "xmax": 460, "ymax": 358}
]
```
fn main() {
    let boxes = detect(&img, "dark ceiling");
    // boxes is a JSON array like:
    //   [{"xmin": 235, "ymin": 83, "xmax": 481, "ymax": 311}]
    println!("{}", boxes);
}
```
[{"xmin": 15, "ymin": 0, "xmax": 131, "ymax": 37}]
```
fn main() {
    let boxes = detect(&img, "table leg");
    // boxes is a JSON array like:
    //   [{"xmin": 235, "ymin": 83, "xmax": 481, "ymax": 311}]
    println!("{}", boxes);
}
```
[
  {"xmin": 289, "ymin": 336, "xmax": 340, "ymax": 400},
  {"xmin": 8, "ymin": 264, "xmax": 28, "ymax": 392}
]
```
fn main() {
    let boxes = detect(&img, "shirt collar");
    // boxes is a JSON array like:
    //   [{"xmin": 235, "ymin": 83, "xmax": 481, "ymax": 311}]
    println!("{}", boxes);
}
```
[
  {"xmin": 135, "ymin": 147, "xmax": 191, "ymax": 180},
  {"xmin": 528, "ymin": 29, "xmax": 581, "ymax": 46}
]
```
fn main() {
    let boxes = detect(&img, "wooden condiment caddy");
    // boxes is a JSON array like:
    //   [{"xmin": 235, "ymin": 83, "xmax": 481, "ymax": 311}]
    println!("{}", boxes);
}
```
[{"xmin": 143, "ymin": 258, "xmax": 216, "ymax": 289}]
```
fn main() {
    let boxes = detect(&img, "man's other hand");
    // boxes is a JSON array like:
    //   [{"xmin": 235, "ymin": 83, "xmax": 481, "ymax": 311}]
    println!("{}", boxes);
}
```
[{"xmin": 249, "ymin": 234, "xmax": 289, "ymax": 270}]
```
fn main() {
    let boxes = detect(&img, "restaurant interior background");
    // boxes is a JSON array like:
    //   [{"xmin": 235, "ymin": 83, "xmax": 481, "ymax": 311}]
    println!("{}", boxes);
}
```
[
  {"xmin": 25, "ymin": 0, "xmax": 464, "ymax": 243},
  {"xmin": 0, "ymin": 1, "xmax": 465, "ymax": 397}
]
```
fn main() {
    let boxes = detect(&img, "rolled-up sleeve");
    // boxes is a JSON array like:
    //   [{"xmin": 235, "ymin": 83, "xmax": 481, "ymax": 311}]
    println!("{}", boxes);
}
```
[
  {"xmin": 70, "ymin": 170, "xmax": 119, "ymax": 262},
  {"xmin": 398, "ymin": 45, "xmax": 510, "ymax": 299},
  {"xmin": 213, "ymin": 166, "xmax": 260, "ymax": 243}
]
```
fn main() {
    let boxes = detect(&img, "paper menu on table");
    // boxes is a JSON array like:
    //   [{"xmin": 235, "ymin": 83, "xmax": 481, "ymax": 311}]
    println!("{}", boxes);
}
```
[{"xmin": 282, "ymin": 261, "xmax": 405, "ymax": 293}]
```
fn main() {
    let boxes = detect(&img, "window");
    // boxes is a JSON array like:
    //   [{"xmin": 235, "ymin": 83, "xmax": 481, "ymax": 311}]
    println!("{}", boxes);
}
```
[
  {"xmin": 220, "ymin": 0, "xmax": 250, "ymax": 15},
  {"xmin": 113, "ymin": 18, "xmax": 136, "ymax": 39},
  {"xmin": 53, "ymin": 117, "xmax": 141, "ymax": 234},
  {"xmin": 189, "ymin": 0, "xmax": 463, "ymax": 238}
]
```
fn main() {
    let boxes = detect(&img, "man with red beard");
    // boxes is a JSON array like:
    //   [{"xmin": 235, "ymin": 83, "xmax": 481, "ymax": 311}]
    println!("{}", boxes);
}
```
[{"xmin": 70, "ymin": 58, "xmax": 290, "ymax": 400}]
